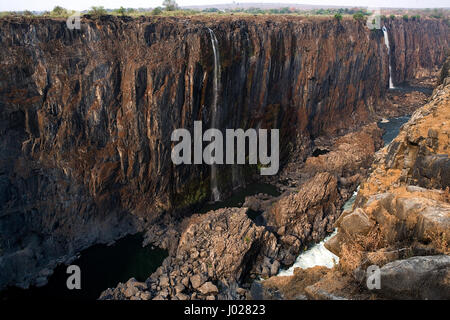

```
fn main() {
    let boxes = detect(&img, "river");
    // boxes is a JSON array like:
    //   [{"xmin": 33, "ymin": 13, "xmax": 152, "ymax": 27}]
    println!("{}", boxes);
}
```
[{"xmin": 276, "ymin": 115, "xmax": 411, "ymax": 275}]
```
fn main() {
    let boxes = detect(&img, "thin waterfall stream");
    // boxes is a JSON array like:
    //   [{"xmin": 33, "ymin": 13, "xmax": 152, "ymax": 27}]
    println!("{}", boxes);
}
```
[
  {"xmin": 207, "ymin": 28, "xmax": 221, "ymax": 202},
  {"xmin": 382, "ymin": 26, "xmax": 395, "ymax": 89}
]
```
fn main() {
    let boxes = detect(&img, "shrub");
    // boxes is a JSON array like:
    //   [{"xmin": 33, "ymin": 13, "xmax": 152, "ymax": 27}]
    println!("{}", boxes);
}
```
[
  {"xmin": 151, "ymin": 7, "xmax": 163, "ymax": 15},
  {"xmin": 51, "ymin": 6, "xmax": 69, "ymax": 17},
  {"xmin": 334, "ymin": 13, "xmax": 342, "ymax": 21},
  {"xmin": 390, "ymin": 14, "xmax": 395, "ymax": 20},
  {"xmin": 89, "ymin": 6, "xmax": 107, "ymax": 17},
  {"xmin": 402, "ymin": 15, "xmax": 409, "ymax": 21},
  {"xmin": 115, "ymin": 6, "xmax": 126, "ymax": 16},
  {"xmin": 163, "ymin": 0, "xmax": 178, "ymax": 11},
  {"xmin": 353, "ymin": 12, "xmax": 365, "ymax": 21}
]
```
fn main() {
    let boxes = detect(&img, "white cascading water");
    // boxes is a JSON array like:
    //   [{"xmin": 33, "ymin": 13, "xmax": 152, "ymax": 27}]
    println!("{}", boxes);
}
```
[
  {"xmin": 277, "ymin": 230, "xmax": 339, "ymax": 276},
  {"xmin": 208, "ymin": 28, "xmax": 221, "ymax": 201},
  {"xmin": 382, "ymin": 26, "xmax": 395, "ymax": 89},
  {"xmin": 276, "ymin": 189, "xmax": 359, "ymax": 276}
]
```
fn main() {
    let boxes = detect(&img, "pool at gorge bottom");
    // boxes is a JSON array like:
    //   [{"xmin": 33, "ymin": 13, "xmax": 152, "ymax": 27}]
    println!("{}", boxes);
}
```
[
  {"xmin": 0, "ymin": 115, "xmax": 410, "ymax": 300},
  {"xmin": 0, "ymin": 233, "xmax": 167, "ymax": 300}
]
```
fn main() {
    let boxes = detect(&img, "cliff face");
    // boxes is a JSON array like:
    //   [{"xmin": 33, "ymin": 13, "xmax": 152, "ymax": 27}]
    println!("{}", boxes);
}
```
[
  {"xmin": 385, "ymin": 19, "xmax": 449, "ymax": 85},
  {"xmin": 262, "ymin": 57, "xmax": 450, "ymax": 301},
  {"xmin": 323, "ymin": 60, "xmax": 450, "ymax": 299},
  {"xmin": 0, "ymin": 15, "xmax": 448, "ymax": 290}
]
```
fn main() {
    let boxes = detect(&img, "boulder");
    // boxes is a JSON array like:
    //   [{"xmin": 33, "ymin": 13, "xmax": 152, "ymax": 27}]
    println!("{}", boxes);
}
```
[{"xmin": 378, "ymin": 255, "xmax": 450, "ymax": 299}]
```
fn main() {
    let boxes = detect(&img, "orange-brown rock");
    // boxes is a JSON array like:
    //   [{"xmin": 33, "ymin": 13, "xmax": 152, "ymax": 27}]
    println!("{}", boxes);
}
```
[{"xmin": 0, "ymin": 15, "xmax": 448, "ymax": 290}]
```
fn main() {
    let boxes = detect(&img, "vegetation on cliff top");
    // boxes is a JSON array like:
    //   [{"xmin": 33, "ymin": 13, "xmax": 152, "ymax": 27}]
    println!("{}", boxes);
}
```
[{"xmin": 1, "ymin": 5, "xmax": 448, "ymax": 23}]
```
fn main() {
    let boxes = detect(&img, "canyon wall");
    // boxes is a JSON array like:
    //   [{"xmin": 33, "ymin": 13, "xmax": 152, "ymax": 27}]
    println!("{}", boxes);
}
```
[
  {"xmin": 0, "ymin": 15, "xmax": 448, "ymax": 290},
  {"xmin": 385, "ymin": 18, "xmax": 449, "ymax": 85}
]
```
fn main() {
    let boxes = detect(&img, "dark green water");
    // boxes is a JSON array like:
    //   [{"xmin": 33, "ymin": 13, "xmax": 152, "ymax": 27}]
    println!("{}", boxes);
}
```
[
  {"xmin": 378, "ymin": 115, "xmax": 411, "ymax": 146},
  {"xmin": 199, "ymin": 182, "xmax": 280, "ymax": 214},
  {"xmin": 0, "ymin": 233, "xmax": 167, "ymax": 300},
  {"xmin": 1, "ymin": 183, "xmax": 278, "ymax": 300}
]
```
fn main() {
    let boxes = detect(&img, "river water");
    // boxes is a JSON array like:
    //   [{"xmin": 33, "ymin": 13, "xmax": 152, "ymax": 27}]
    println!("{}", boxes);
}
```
[
  {"xmin": 276, "ymin": 115, "xmax": 411, "ymax": 275},
  {"xmin": 0, "ymin": 233, "xmax": 167, "ymax": 300},
  {"xmin": 0, "ymin": 115, "xmax": 410, "ymax": 299}
]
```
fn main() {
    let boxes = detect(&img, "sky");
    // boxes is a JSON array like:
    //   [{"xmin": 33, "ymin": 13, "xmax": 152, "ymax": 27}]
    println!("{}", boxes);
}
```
[{"xmin": 1, "ymin": 0, "xmax": 448, "ymax": 12}]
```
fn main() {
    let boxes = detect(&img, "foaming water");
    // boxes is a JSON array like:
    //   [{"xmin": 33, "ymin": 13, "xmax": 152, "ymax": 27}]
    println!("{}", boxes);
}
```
[
  {"xmin": 276, "ymin": 189, "xmax": 359, "ymax": 276},
  {"xmin": 277, "ymin": 230, "xmax": 339, "ymax": 276}
]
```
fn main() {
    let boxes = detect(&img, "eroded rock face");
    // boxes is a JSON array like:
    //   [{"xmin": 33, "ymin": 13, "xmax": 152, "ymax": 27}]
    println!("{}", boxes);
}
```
[
  {"xmin": 0, "ymin": 15, "xmax": 448, "ymax": 291},
  {"xmin": 267, "ymin": 172, "xmax": 341, "ymax": 265},
  {"xmin": 101, "ymin": 207, "xmax": 275, "ymax": 300},
  {"xmin": 385, "ymin": 19, "xmax": 450, "ymax": 85},
  {"xmin": 265, "ymin": 58, "xmax": 450, "ymax": 300}
]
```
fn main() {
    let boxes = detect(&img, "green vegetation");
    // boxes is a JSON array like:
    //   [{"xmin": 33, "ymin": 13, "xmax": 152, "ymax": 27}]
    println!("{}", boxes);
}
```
[
  {"xmin": 151, "ymin": 7, "xmax": 163, "ymax": 15},
  {"xmin": 353, "ymin": 12, "xmax": 366, "ymax": 21},
  {"xmin": 163, "ymin": 0, "xmax": 179, "ymax": 11},
  {"xmin": 0, "ymin": 5, "xmax": 447, "ymax": 21},
  {"xmin": 115, "ymin": 6, "xmax": 126, "ymax": 16},
  {"xmin": 88, "ymin": 6, "xmax": 107, "ymax": 17},
  {"xmin": 51, "ymin": 6, "xmax": 69, "ymax": 16}
]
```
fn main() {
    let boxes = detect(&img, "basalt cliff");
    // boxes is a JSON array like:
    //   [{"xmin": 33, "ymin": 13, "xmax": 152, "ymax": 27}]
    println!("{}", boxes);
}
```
[
  {"xmin": 0, "ymin": 15, "xmax": 448, "ymax": 293},
  {"xmin": 262, "ymin": 57, "xmax": 450, "ymax": 300}
]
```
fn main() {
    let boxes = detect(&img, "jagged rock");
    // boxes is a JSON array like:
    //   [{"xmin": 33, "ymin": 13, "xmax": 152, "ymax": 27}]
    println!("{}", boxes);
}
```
[
  {"xmin": 175, "ymin": 292, "xmax": 190, "ymax": 300},
  {"xmin": 304, "ymin": 285, "xmax": 348, "ymax": 300},
  {"xmin": 267, "ymin": 172, "xmax": 341, "ymax": 264},
  {"xmin": 190, "ymin": 274, "xmax": 206, "ymax": 289},
  {"xmin": 198, "ymin": 282, "xmax": 219, "ymax": 295},
  {"xmin": 178, "ymin": 207, "xmax": 273, "ymax": 282},
  {"xmin": 1, "ymin": 14, "xmax": 446, "ymax": 290},
  {"xmin": 159, "ymin": 275, "xmax": 170, "ymax": 287},
  {"xmin": 378, "ymin": 255, "xmax": 450, "ymax": 300},
  {"xmin": 340, "ymin": 208, "xmax": 374, "ymax": 236}
]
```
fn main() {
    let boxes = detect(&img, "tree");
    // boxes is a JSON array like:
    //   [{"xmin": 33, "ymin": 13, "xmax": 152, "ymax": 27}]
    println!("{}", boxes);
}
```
[
  {"xmin": 334, "ymin": 13, "xmax": 342, "ymax": 21},
  {"xmin": 116, "ymin": 6, "xmax": 126, "ymax": 16},
  {"xmin": 353, "ymin": 12, "xmax": 365, "ymax": 21},
  {"xmin": 51, "ymin": 6, "xmax": 68, "ymax": 16},
  {"xmin": 89, "ymin": 6, "xmax": 107, "ymax": 17},
  {"xmin": 152, "ymin": 7, "xmax": 163, "ymax": 15},
  {"xmin": 163, "ymin": 0, "xmax": 178, "ymax": 11}
]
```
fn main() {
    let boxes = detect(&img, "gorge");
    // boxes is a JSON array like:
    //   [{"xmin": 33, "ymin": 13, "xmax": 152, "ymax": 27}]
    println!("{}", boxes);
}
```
[{"xmin": 0, "ymin": 14, "xmax": 449, "ymax": 300}]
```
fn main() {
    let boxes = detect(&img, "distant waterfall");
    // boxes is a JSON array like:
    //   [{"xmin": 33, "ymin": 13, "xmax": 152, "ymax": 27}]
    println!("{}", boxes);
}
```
[
  {"xmin": 208, "ymin": 28, "xmax": 221, "ymax": 201},
  {"xmin": 382, "ymin": 26, "xmax": 395, "ymax": 89}
]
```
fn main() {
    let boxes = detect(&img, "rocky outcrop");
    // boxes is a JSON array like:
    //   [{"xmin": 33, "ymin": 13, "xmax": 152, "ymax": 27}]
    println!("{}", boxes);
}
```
[
  {"xmin": 323, "ymin": 61, "xmax": 450, "ymax": 299},
  {"xmin": 0, "ymin": 15, "xmax": 447, "ymax": 291},
  {"xmin": 263, "ymin": 57, "xmax": 450, "ymax": 300},
  {"xmin": 101, "ymin": 207, "xmax": 275, "ymax": 300},
  {"xmin": 266, "ymin": 172, "xmax": 341, "ymax": 265},
  {"xmin": 378, "ymin": 255, "xmax": 450, "ymax": 300}
]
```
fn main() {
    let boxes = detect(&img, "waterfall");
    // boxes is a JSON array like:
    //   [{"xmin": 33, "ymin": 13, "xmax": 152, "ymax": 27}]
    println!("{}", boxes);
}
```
[
  {"xmin": 208, "ymin": 28, "xmax": 221, "ymax": 201},
  {"xmin": 382, "ymin": 26, "xmax": 395, "ymax": 89}
]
